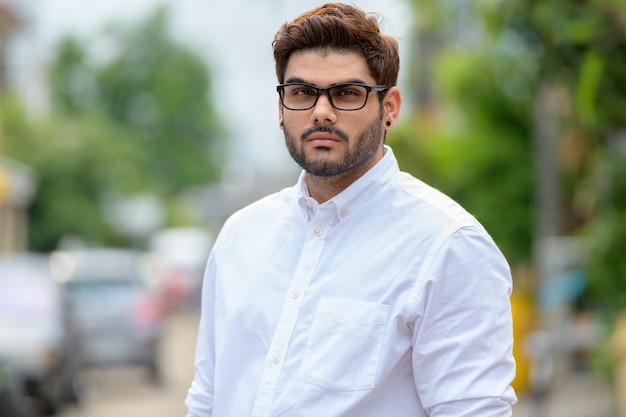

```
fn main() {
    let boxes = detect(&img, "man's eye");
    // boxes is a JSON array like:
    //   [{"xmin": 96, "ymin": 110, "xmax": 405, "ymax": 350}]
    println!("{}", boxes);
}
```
[
  {"xmin": 334, "ymin": 86, "xmax": 362, "ymax": 97},
  {"xmin": 293, "ymin": 87, "xmax": 317, "ymax": 96}
]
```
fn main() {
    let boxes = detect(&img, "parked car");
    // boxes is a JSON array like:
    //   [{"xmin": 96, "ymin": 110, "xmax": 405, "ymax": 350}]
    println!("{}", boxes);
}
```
[
  {"xmin": 0, "ymin": 254, "xmax": 84, "ymax": 416},
  {"xmin": 52, "ymin": 248, "xmax": 166, "ymax": 384}
]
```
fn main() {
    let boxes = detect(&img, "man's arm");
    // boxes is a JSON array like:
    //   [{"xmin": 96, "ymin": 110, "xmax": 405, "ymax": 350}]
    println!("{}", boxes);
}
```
[{"xmin": 411, "ymin": 226, "xmax": 517, "ymax": 416}]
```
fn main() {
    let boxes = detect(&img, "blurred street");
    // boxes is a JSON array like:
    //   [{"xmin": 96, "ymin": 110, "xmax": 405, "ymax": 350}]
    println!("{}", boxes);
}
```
[{"xmin": 57, "ymin": 309, "xmax": 199, "ymax": 417}]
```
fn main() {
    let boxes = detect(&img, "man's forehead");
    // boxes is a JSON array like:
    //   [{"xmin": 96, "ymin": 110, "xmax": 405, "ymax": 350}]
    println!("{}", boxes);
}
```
[{"xmin": 284, "ymin": 49, "xmax": 373, "ymax": 84}]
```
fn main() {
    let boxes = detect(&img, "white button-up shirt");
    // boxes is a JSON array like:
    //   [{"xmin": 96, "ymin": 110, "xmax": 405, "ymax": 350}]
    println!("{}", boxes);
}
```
[{"xmin": 185, "ymin": 146, "xmax": 517, "ymax": 417}]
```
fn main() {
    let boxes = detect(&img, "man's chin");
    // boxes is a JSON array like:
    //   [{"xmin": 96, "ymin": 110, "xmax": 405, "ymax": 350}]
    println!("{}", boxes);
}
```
[{"xmin": 303, "ymin": 159, "xmax": 347, "ymax": 177}]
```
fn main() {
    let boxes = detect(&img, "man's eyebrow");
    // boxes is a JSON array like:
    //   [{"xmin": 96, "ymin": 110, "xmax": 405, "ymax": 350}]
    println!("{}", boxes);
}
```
[
  {"xmin": 283, "ymin": 77, "xmax": 369, "ymax": 86},
  {"xmin": 284, "ymin": 77, "xmax": 308, "ymax": 84},
  {"xmin": 340, "ymin": 78, "xmax": 368, "ymax": 85}
]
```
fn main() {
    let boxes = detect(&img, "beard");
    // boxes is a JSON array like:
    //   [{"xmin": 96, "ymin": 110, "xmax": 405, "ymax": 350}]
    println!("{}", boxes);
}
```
[{"xmin": 284, "ymin": 117, "xmax": 384, "ymax": 177}]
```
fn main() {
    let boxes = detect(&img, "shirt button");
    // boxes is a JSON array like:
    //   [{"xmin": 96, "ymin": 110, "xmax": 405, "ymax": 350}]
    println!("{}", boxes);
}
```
[
  {"xmin": 314, "ymin": 227, "xmax": 323, "ymax": 236},
  {"xmin": 305, "ymin": 200, "xmax": 313, "ymax": 208},
  {"xmin": 340, "ymin": 209, "xmax": 349, "ymax": 217},
  {"xmin": 291, "ymin": 290, "xmax": 301, "ymax": 299},
  {"xmin": 271, "ymin": 354, "xmax": 281, "ymax": 364}
]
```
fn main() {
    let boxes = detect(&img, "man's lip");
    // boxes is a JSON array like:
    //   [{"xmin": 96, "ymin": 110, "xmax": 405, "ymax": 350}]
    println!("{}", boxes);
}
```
[{"xmin": 305, "ymin": 133, "xmax": 342, "ymax": 143}]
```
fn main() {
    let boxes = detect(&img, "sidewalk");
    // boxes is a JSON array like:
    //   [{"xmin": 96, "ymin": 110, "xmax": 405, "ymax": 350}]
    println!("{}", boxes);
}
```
[{"xmin": 512, "ymin": 370, "xmax": 616, "ymax": 417}]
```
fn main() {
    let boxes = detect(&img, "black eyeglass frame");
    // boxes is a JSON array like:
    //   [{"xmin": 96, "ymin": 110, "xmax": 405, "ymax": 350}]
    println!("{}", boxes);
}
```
[{"xmin": 276, "ymin": 82, "xmax": 388, "ymax": 111}]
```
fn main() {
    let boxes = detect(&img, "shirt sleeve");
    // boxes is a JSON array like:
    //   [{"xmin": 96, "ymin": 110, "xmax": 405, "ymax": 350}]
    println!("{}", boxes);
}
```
[
  {"xmin": 185, "ymin": 251, "xmax": 218, "ymax": 417},
  {"xmin": 410, "ymin": 225, "xmax": 518, "ymax": 416}
]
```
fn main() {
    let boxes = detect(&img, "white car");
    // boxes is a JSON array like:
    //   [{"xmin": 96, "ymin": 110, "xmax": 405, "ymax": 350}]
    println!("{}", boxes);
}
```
[{"xmin": 0, "ymin": 253, "xmax": 84, "ymax": 415}]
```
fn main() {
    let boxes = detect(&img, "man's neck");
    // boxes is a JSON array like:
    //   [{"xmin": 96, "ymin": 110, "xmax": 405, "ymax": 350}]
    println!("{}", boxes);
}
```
[
  {"xmin": 305, "ymin": 174, "xmax": 354, "ymax": 204},
  {"xmin": 304, "ymin": 152, "xmax": 382, "ymax": 203}
]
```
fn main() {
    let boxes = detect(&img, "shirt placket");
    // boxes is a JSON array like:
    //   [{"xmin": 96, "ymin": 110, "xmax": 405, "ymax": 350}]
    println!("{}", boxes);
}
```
[{"xmin": 251, "ymin": 206, "xmax": 334, "ymax": 417}]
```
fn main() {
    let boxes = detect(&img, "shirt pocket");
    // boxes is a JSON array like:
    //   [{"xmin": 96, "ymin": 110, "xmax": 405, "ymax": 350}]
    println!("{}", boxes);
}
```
[{"xmin": 298, "ymin": 298, "xmax": 389, "ymax": 391}]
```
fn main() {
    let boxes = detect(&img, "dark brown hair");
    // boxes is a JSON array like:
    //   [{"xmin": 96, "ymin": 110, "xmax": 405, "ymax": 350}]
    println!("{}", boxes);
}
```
[{"xmin": 272, "ymin": 2, "xmax": 400, "ymax": 87}]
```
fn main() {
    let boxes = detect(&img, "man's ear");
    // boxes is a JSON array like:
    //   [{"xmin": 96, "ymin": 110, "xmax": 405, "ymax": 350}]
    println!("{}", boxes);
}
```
[
  {"xmin": 382, "ymin": 86, "xmax": 402, "ymax": 129},
  {"xmin": 278, "ymin": 99, "xmax": 285, "ymax": 130}
]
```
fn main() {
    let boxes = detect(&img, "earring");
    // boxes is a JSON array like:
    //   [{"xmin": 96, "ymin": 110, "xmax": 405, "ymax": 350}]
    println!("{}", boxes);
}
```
[{"xmin": 385, "ymin": 121, "xmax": 391, "ymax": 127}]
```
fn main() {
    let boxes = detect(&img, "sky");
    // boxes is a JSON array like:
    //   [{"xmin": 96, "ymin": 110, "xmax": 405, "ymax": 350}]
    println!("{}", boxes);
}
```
[{"xmin": 27, "ymin": 0, "xmax": 412, "ymax": 177}]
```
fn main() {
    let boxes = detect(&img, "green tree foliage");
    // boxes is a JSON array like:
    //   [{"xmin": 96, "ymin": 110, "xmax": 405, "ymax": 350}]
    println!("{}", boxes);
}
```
[
  {"xmin": 391, "ymin": 1, "xmax": 535, "ymax": 264},
  {"xmin": 95, "ymin": 8, "xmax": 225, "ymax": 192},
  {"xmin": 397, "ymin": 0, "xmax": 626, "ymax": 311},
  {"xmin": 52, "ymin": 6, "xmax": 225, "ymax": 193},
  {"xmin": 3, "ymin": 5, "xmax": 226, "ymax": 250},
  {"xmin": 492, "ymin": 1, "xmax": 626, "ymax": 312}
]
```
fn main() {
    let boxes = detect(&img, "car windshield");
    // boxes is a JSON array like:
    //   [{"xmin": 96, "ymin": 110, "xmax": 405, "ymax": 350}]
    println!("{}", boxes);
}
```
[
  {"xmin": 66, "ymin": 279, "xmax": 137, "ymax": 293},
  {"xmin": 65, "ymin": 279, "xmax": 140, "ymax": 313}
]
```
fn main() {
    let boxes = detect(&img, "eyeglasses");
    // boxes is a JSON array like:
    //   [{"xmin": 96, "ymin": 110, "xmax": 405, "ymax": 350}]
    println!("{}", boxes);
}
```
[{"xmin": 277, "ymin": 82, "xmax": 387, "ymax": 111}]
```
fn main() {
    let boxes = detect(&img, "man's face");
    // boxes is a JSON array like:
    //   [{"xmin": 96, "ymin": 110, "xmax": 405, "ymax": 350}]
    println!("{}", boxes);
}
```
[{"xmin": 279, "ymin": 50, "xmax": 386, "ymax": 178}]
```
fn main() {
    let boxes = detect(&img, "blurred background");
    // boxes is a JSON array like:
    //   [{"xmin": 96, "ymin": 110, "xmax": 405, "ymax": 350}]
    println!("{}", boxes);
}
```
[{"xmin": 1, "ymin": 0, "xmax": 625, "ymax": 416}]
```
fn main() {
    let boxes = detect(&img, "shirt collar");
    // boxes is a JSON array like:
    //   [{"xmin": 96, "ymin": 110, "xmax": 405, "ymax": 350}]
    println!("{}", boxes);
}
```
[{"xmin": 296, "ymin": 145, "xmax": 400, "ymax": 221}]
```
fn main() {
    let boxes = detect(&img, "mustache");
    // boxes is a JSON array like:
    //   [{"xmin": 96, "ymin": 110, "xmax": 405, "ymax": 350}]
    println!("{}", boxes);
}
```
[{"xmin": 301, "ymin": 125, "xmax": 349, "ymax": 142}]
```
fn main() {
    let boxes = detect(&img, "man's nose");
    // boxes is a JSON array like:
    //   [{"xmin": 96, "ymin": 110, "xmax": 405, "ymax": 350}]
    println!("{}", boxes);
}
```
[{"xmin": 310, "ymin": 92, "xmax": 337, "ymax": 123}]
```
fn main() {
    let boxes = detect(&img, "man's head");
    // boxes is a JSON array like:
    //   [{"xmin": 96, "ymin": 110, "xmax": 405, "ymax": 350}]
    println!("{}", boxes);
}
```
[
  {"xmin": 273, "ymin": 3, "xmax": 402, "ymax": 187},
  {"xmin": 273, "ymin": 2, "xmax": 399, "ymax": 87}
]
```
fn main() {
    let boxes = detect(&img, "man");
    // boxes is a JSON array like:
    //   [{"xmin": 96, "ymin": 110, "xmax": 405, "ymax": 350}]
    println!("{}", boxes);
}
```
[{"xmin": 185, "ymin": 3, "xmax": 517, "ymax": 416}]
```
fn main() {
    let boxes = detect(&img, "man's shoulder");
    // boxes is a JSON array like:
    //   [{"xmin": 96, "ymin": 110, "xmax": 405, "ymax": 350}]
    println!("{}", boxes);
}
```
[{"xmin": 392, "ymin": 171, "xmax": 482, "ymax": 230}]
